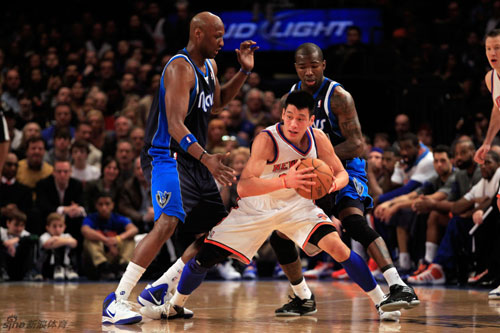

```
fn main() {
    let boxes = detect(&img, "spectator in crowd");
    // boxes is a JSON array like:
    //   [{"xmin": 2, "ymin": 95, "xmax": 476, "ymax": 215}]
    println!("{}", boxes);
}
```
[
  {"xmin": 366, "ymin": 147, "xmax": 384, "ymax": 198},
  {"xmin": 84, "ymin": 157, "xmax": 121, "ymax": 214},
  {"xmin": 115, "ymin": 139, "xmax": 135, "ymax": 184},
  {"xmin": 224, "ymin": 98, "xmax": 254, "ymax": 146},
  {"xmin": 409, "ymin": 150, "xmax": 500, "ymax": 285},
  {"xmin": 35, "ymin": 159, "xmax": 85, "ymax": 242},
  {"xmin": 417, "ymin": 123, "xmax": 433, "ymax": 149},
  {"xmin": 70, "ymin": 139, "xmax": 101, "ymax": 186},
  {"xmin": 407, "ymin": 139, "xmax": 481, "ymax": 280},
  {"xmin": 206, "ymin": 118, "xmax": 227, "ymax": 154},
  {"xmin": 129, "ymin": 127, "xmax": 145, "ymax": 159},
  {"xmin": 74, "ymin": 121, "xmax": 102, "ymax": 169},
  {"xmin": 244, "ymin": 88, "xmax": 268, "ymax": 126},
  {"xmin": 81, "ymin": 191, "xmax": 138, "ymax": 280},
  {"xmin": 41, "ymin": 103, "xmax": 75, "ymax": 150},
  {"xmin": 117, "ymin": 157, "xmax": 153, "ymax": 234},
  {"xmin": 373, "ymin": 132, "xmax": 391, "ymax": 151},
  {"xmin": 368, "ymin": 146, "xmax": 401, "ymax": 203},
  {"xmin": 0, "ymin": 209, "xmax": 40, "ymax": 281},
  {"xmin": 220, "ymin": 147, "xmax": 250, "ymax": 210},
  {"xmin": 44, "ymin": 127, "xmax": 72, "ymax": 166},
  {"xmin": 39, "ymin": 213, "xmax": 78, "ymax": 281},
  {"xmin": 375, "ymin": 145, "xmax": 455, "ymax": 272},
  {"xmin": 16, "ymin": 136, "xmax": 53, "ymax": 190},
  {"xmin": 103, "ymin": 116, "xmax": 132, "ymax": 160},
  {"xmin": 393, "ymin": 114, "xmax": 411, "ymax": 147},
  {"xmin": 86, "ymin": 109, "xmax": 107, "ymax": 151},
  {"xmin": 15, "ymin": 94, "xmax": 45, "ymax": 130},
  {"xmin": 0, "ymin": 152, "xmax": 32, "ymax": 227},
  {"xmin": 1, "ymin": 69, "xmax": 22, "ymax": 114},
  {"xmin": 12, "ymin": 122, "xmax": 41, "ymax": 155}
]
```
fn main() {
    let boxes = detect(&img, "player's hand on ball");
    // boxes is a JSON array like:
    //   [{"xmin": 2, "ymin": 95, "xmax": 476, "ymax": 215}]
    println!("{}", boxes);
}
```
[{"xmin": 284, "ymin": 159, "xmax": 316, "ymax": 192}]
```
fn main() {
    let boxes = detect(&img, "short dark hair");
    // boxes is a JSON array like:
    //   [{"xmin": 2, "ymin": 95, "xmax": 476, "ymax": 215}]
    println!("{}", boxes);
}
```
[
  {"xmin": 54, "ymin": 127, "xmax": 71, "ymax": 140},
  {"xmin": 398, "ymin": 132, "xmax": 419, "ymax": 147},
  {"xmin": 295, "ymin": 42, "xmax": 324, "ymax": 62},
  {"xmin": 6, "ymin": 208, "xmax": 27, "ymax": 223},
  {"xmin": 25, "ymin": 136, "xmax": 45, "ymax": 149},
  {"xmin": 384, "ymin": 146, "xmax": 400, "ymax": 156},
  {"xmin": 487, "ymin": 150, "xmax": 500, "ymax": 163},
  {"xmin": 95, "ymin": 190, "xmax": 114, "ymax": 202},
  {"xmin": 486, "ymin": 29, "xmax": 500, "ymax": 39},
  {"xmin": 71, "ymin": 139, "xmax": 90, "ymax": 154},
  {"xmin": 284, "ymin": 90, "xmax": 315, "ymax": 116},
  {"xmin": 433, "ymin": 144, "xmax": 451, "ymax": 158}
]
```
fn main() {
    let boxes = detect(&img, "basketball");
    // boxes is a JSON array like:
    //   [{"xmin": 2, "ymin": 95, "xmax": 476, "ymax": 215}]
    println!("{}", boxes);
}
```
[{"xmin": 295, "ymin": 158, "xmax": 333, "ymax": 200}]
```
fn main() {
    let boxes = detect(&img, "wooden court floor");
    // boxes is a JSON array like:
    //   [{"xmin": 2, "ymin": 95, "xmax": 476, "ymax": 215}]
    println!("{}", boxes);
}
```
[{"xmin": 1, "ymin": 280, "xmax": 499, "ymax": 332}]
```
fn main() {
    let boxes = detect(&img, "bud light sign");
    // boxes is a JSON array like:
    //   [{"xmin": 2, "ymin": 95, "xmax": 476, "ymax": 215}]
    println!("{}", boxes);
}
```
[{"xmin": 218, "ymin": 9, "xmax": 381, "ymax": 51}]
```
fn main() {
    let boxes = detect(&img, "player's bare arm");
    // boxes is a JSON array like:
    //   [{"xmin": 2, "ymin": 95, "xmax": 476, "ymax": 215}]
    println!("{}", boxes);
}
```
[
  {"xmin": 475, "ymin": 70, "xmax": 500, "ymax": 164},
  {"xmin": 313, "ymin": 128, "xmax": 348, "ymax": 192},
  {"xmin": 165, "ymin": 59, "xmax": 235, "ymax": 186},
  {"xmin": 330, "ymin": 86, "xmax": 365, "ymax": 160},
  {"xmin": 237, "ymin": 132, "xmax": 316, "ymax": 197},
  {"xmin": 213, "ymin": 41, "xmax": 259, "ymax": 111}
]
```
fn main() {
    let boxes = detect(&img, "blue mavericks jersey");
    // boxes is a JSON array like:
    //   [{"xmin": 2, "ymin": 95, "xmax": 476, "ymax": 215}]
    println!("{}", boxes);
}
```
[
  {"xmin": 143, "ymin": 48, "xmax": 216, "ymax": 162},
  {"xmin": 290, "ymin": 78, "xmax": 366, "ymax": 180}
]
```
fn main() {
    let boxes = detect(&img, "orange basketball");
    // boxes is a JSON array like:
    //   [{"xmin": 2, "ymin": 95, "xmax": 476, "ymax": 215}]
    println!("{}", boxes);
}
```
[{"xmin": 295, "ymin": 158, "xmax": 334, "ymax": 200}]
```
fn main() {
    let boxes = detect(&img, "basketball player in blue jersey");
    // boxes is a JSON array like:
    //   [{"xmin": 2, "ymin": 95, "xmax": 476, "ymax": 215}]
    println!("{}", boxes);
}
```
[
  {"xmin": 141, "ymin": 90, "xmax": 401, "ymax": 321},
  {"xmin": 269, "ymin": 43, "xmax": 419, "ymax": 316},
  {"xmin": 102, "ymin": 11, "xmax": 258, "ymax": 325}
]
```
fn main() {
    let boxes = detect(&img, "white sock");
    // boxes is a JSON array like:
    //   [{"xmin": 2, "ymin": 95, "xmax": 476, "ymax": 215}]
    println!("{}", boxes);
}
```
[
  {"xmin": 152, "ymin": 258, "xmax": 186, "ymax": 289},
  {"xmin": 115, "ymin": 262, "xmax": 146, "ymax": 301},
  {"xmin": 424, "ymin": 242, "xmax": 438, "ymax": 264},
  {"xmin": 366, "ymin": 285, "xmax": 385, "ymax": 305},
  {"xmin": 383, "ymin": 267, "xmax": 407, "ymax": 287},
  {"xmin": 171, "ymin": 290, "xmax": 190, "ymax": 307},
  {"xmin": 399, "ymin": 252, "xmax": 411, "ymax": 270},
  {"xmin": 291, "ymin": 278, "xmax": 312, "ymax": 300}
]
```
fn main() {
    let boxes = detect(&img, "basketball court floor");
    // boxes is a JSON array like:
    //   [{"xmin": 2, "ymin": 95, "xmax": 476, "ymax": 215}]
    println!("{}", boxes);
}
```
[{"xmin": 1, "ymin": 280, "xmax": 499, "ymax": 332}]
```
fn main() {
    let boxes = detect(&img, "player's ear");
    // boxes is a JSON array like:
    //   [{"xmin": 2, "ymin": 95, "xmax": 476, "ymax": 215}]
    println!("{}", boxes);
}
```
[{"xmin": 309, "ymin": 114, "xmax": 315, "ymax": 126}]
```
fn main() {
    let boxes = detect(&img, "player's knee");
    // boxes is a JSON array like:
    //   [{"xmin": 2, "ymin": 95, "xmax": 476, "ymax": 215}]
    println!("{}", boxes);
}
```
[
  {"xmin": 195, "ymin": 243, "xmax": 231, "ymax": 269},
  {"xmin": 270, "ymin": 231, "xmax": 299, "ymax": 265},
  {"xmin": 318, "ymin": 233, "xmax": 349, "ymax": 261},
  {"xmin": 342, "ymin": 214, "xmax": 379, "ymax": 248},
  {"xmin": 152, "ymin": 214, "xmax": 178, "ymax": 240}
]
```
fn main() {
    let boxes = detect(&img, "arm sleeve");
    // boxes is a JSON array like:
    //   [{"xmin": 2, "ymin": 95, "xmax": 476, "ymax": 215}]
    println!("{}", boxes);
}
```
[{"xmin": 378, "ymin": 180, "xmax": 422, "ymax": 203}]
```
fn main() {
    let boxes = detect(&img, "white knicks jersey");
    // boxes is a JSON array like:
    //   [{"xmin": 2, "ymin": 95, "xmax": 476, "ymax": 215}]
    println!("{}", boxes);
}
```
[
  {"xmin": 257, "ymin": 122, "xmax": 318, "ymax": 201},
  {"xmin": 491, "ymin": 69, "xmax": 500, "ymax": 109}
]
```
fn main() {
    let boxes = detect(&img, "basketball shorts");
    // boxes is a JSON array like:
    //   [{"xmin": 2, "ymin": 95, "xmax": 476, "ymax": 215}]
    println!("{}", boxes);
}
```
[
  {"xmin": 335, "ymin": 172, "xmax": 373, "ymax": 210},
  {"xmin": 205, "ymin": 196, "xmax": 333, "ymax": 264}
]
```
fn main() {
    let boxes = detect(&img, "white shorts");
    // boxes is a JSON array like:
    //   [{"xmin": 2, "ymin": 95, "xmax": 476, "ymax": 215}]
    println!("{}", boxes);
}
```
[{"xmin": 205, "ymin": 195, "xmax": 334, "ymax": 264}]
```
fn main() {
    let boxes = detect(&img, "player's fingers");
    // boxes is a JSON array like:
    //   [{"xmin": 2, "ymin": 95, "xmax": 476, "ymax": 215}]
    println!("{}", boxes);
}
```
[
  {"xmin": 300, "ymin": 180, "xmax": 316, "ymax": 186},
  {"xmin": 297, "ymin": 185, "xmax": 311, "ymax": 192},
  {"xmin": 297, "ymin": 166, "xmax": 315, "ymax": 174},
  {"xmin": 299, "ymin": 172, "xmax": 317, "ymax": 178}
]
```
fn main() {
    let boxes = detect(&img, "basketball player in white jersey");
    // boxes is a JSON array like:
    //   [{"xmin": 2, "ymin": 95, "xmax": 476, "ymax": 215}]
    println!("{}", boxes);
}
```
[
  {"xmin": 140, "ymin": 90, "xmax": 401, "ymax": 321},
  {"xmin": 474, "ymin": 28, "xmax": 500, "ymax": 300}
]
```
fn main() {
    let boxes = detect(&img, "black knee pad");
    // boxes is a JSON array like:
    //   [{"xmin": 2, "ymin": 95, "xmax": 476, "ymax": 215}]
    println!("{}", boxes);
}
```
[
  {"xmin": 270, "ymin": 231, "xmax": 299, "ymax": 265},
  {"xmin": 195, "ymin": 243, "xmax": 231, "ymax": 268},
  {"xmin": 342, "ymin": 214, "xmax": 380, "ymax": 248}
]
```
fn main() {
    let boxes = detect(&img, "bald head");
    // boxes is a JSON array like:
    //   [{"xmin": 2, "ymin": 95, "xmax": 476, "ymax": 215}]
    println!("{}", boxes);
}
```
[
  {"xmin": 295, "ymin": 43, "xmax": 324, "ymax": 61},
  {"xmin": 190, "ymin": 12, "xmax": 222, "ymax": 35}
]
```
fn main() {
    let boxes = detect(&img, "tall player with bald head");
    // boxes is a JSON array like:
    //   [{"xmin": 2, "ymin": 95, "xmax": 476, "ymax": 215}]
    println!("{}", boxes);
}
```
[{"xmin": 102, "ymin": 12, "xmax": 257, "ymax": 325}]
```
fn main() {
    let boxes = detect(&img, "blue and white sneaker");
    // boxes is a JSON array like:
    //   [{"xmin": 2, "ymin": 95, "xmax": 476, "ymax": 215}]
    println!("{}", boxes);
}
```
[
  {"xmin": 137, "ymin": 283, "xmax": 171, "ymax": 308},
  {"xmin": 102, "ymin": 292, "xmax": 142, "ymax": 325},
  {"xmin": 140, "ymin": 300, "xmax": 194, "ymax": 320}
]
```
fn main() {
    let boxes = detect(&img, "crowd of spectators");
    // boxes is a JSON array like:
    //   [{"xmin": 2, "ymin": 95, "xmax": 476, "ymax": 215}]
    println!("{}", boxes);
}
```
[{"xmin": 1, "ymin": 0, "xmax": 500, "ymax": 293}]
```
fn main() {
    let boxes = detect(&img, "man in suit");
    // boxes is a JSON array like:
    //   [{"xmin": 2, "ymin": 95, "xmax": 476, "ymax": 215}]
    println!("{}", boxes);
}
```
[
  {"xmin": 0, "ymin": 153, "xmax": 33, "ymax": 231},
  {"xmin": 35, "ymin": 159, "xmax": 85, "ymax": 246}
]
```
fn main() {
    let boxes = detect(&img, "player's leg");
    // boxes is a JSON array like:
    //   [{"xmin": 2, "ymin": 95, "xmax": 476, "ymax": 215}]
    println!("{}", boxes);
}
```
[
  {"xmin": 271, "ymin": 231, "xmax": 316, "ymax": 317},
  {"xmin": 338, "ymin": 199, "xmax": 419, "ymax": 311},
  {"xmin": 102, "ymin": 214, "xmax": 179, "ymax": 325},
  {"xmin": 137, "ymin": 234, "xmax": 204, "ymax": 307},
  {"xmin": 310, "ymin": 226, "xmax": 401, "ymax": 321},
  {"xmin": 140, "ymin": 242, "xmax": 231, "ymax": 320}
]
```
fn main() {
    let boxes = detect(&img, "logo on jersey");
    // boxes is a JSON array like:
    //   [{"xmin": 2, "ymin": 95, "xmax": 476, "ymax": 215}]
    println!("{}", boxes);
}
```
[
  {"xmin": 198, "ymin": 91, "xmax": 214, "ymax": 112},
  {"xmin": 156, "ymin": 191, "xmax": 172, "ymax": 208},
  {"xmin": 317, "ymin": 213, "xmax": 328, "ymax": 221},
  {"xmin": 313, "ymin": 118, "xmax": 326, "ymax": 130},
  {"xmin": 272, "ymin": 159, "xmax": 298, "ymax": 172}
]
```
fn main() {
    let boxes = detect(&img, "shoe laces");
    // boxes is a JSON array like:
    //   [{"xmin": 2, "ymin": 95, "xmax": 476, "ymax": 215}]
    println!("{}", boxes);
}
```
[{"xmin": 116, "ymin": 299, "xmax": 135, "ymax": 312}]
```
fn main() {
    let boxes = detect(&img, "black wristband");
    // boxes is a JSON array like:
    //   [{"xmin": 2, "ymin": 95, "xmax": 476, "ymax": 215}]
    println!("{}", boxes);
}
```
[{"xmin": 199, "ymin": 150, "xmax": 208, "ymax": 161}]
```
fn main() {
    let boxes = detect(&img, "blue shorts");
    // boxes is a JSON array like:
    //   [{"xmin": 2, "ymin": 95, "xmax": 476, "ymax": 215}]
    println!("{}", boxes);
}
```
[
  {"xmin": 335, "ymin": 158, "xmax": 373, "ymax": 209},
  {"xmin": 146, "ymin": 157, "xmax": 186, "ymax": 223}
]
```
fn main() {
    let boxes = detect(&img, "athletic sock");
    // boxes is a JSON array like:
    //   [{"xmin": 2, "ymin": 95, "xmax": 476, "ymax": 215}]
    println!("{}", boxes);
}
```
[
  {"xmin": 340, "ymin": 251, "xmax": 377, "ymax": 292},
  {"xmin": 424, "ymin": 242, "xmax": 438, "ymax": 264},
  {"xmin": 366, "ymin": 285, "xmax": 385, "ymax": 305},
  {"xmin": 290, "ymin": 277, "xmax": 312, "ymax": 300},
  {"xmin": 399, "ymin": 252, "xmax": 411, "ymax": 270},
  {"xmin": 383, "ymin": 267, "xmax": 407, "ymax": 287},
  {"xmin": 152, "ymin": 257, "xmax": 185, "ymax": 288},
  {"xmin": 115, "ymin": 262, "xmax": 146, "ymax": 301},
  {"xmin": 176, "ymin": 258, "xmax": 208, "ymax": 298}
]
